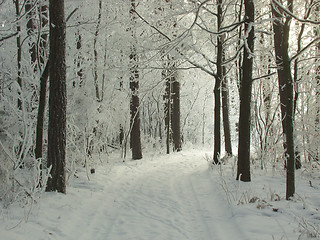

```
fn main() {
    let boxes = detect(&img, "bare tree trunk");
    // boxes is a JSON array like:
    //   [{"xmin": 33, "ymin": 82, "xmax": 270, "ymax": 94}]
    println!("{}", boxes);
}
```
[
  {"xmin": 272, "ymin": 0, "xmax": 295, "ymax": 199},
  {"xmin": 46, "ymin": 0, "xmax": 67, "ymax": 193},
  {"xmin": 35, "ymin": 61, "xmax": 49, "ymax": 160},
  {"xmin": 221, "ymin": 75, "xmax": 232, "ymax": 156},
  {"xmin": 25, "ymin": 0, "xmax": 37, "ymax": 71},
  {"xmin": 93, "ymin": 0, "xmax": 103, "ymax": 101},
  {"xmin": 129, "ymin": 0, "xmax": 142, "ymax": 160},
  {"xmin": 164, "ymin": 68, "xmax": 172, "ymax": 154},
  {"xmin": 14, "ymin": 0, "xmax": 22, "ymax": 110},
  {"xmin": 236, "ymin": 0, "xmax": 254, "ymax": 182},
  {"xmin": 75, "ymin": 29, "xmax": 83, "ymax": 87},
  {"xmin": 213, "ymin": 0, "xmax": 223, "ymax": 164},
  {"xmin": 35, "ymin": 1, "xmax": 49, "ymax": 161},
  {"xmin": 171, "ymin": 71, "xmax": 181, "ymax": 152}
]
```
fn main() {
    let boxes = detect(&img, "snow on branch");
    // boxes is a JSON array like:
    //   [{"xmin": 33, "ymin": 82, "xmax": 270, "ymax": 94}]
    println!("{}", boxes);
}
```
[{"xmin": 273, "ymin": 0, "xmax": 320, "ymax": 25}]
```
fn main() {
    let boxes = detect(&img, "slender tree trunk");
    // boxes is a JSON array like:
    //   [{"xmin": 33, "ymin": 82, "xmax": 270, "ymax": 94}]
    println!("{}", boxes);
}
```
[
  {"xmin": 14, "ymin": 0, "xmax": 22, "ymax": 110},
  {"xmin": 93, "ymin": 0, "xmax": 103, "ymax": 101},
  {"xmin": 164, "ymin": 68, "xmax": 172, "ymax": 154},
  {"xmin": 129, "ymin": 0, "xmax": 142, "ymax": 160},
  {"xmin": 221, "ymin": 75, "xmax": 232, "ymax": 156},
  {"xmin": 35, "ymin": 61, "xmax": 49, "ymax": 160},
  {"xmin": 213, "ymin": 0, "xmax": 223, "ymax": 164},
  {"xmin": 35, "ymin": 1, "xmax": 49, "ymax": 161},
  {"xmin": 272, "ymin": 0, "xmax": 295, "ymax": 199},
  {"xmin": 46, "ymin": 0, "xmax": 67, "ymax": 193},
  {"xmin": 75, "ymin": 29, "xmax": 83, "ymax": 87},
  {"xmin": 236, "ymin": 0, "xmax": 254, "ymax": 182},
  {"xmin": 171, "ymin": 71, "xmax": 181, "ymax": 152},
  {"xmin": 25, "ymin": 0, "xmax": 37, "ymax": 71}
]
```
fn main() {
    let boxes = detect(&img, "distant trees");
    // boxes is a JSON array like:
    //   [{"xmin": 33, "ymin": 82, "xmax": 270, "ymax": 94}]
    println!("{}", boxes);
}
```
[
  {"xmin": 163, "ymin": 59, "xmax": 182, "ymax": 153},
  {"xmin": 161, "ymin": 1, "xmax": 182, "ymax": 154}
]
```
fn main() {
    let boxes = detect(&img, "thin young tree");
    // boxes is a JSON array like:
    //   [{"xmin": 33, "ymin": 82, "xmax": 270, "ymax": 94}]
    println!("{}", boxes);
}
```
[
  {"xmin": 35, "ymin": 0, "xmax": 49, "ymax": 161},
  {"xmin": 236, "ymin": 0, "xmax": 254, "ymax": 182},
  {"xmin": 46, "ymin": 0, "xmax": 67, "ymax": 193},
  {"xmin": 221, "ymin": 71, "xmax": 233, "ymax": 156}
]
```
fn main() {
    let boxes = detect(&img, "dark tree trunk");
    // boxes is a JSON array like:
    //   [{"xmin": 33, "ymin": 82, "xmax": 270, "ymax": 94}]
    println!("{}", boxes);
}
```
[
  {"xmin": 164, "ymin": 71, "xmax": 171, "ymax": 154},
  {"xmin": 93, "ymin": 0, "xmax": 103, "ymax": 101},
  {"xmin": 46, "ymin": 0, "xmax": 67, "ymax": 193},
  {"xmin": 221, "ymin": 75, "xmax": 232, "ymax": 156},
  {"xmin": 171, "ymin": 75, "xmax": 181, "ymax": 152},
  {"xmin": 129, "ymin": 0, "xmax": 142, "ymax": 160},
  {"xmin": 163, "ymin": 59, "xmax": 181, "ymax": 153},
  {"xmin": 272, "ymin": 0, "xmax": 295, "ymax": 199},
  {"xmin": 25, "ymin": 0, "xmax": 37, "ymax": 71},
  {"xmin": 129, "ymin": 58, "xmax": 143, "ymax": 160},
  {"xmin": 236, "ymin": 0, "xmax": 254, "ymax": 182},
  {"xmin": 14, "ymin": 0, "xmax": 22, "ymax": 110},
  {"xmin": 35, "ymin": 1, "xmax": 49, "ymax": 161},
  {"xmin": 213, "ymin": 0, "xmax": 223, "ymax": 164},
  {"xmin": 74, "ymin": 30, "xmax": 83, "ymax": 87}
]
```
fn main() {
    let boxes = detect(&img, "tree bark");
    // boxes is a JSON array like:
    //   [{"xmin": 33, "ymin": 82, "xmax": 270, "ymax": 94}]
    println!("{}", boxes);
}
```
[
  {"xmin": 35, "ymin": 1, "xmax": 49, "ymax": 161},
  {"xmin": 236, "ymin": 0, "xmax": 254, "ymax": 182},
  {"xmin": 171, "ymin": 72, "xmax": 181, "ymax": 152},
  {"xmin": 272, "ymin": 0, "xmax": 295, "ymax": 199},
  {"xmin": 221, "ymin": 75, "xmax": 232, "ymax": 156},
  {"xmin": 14, "ymin": 0, "xmax": 22, "ymax": 110},
  {"xmin": 93, "ymin": 0, "xmax": 103, "ymax": 101},
  {"xmin": 35, "ymin": 61, "xmax": 49, "ymax": 160},
  {"xmin": 25, "ymin": 0, "xmax": 37, "ymax": 71},
  {"xmin": 46, "ymin": 0, "xmax": 67, "ymax": 193},
  {"xmin": 129, "ymin": 0, "xmax": 142, "ymax": 160},
  {"xmin": 164, "ymin": 69, "xmax": 172, "ymax": 154},
  {"xmin": 213, "ymin": 0, "xmax": 223, "ymax": 164}
]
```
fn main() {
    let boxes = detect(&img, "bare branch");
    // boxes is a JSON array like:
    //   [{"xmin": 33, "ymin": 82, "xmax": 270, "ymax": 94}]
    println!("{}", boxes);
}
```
[
  {"xmin": 273, "ymin": 0, "xmax": 320, "ymax": 24},
  {"xmin": 0, "ymin": 32, "xmax": 19, "ymax": 42},
  {"xmin": 290, "ymin": 37, "xmax": 320, "ymax": 63},
  {"xmin": 252, "ymin": 72, "xmax": 277, "ymax": 82}
]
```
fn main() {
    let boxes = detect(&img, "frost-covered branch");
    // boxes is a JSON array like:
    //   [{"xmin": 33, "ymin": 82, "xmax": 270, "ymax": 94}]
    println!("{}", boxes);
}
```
[
  {"xmin": 272, "ymin": 0, "xmax": 320, "ymax": 24},
  {"xmin": 290, "ymin": 37, "xmax": 320, "ymax": 62}
]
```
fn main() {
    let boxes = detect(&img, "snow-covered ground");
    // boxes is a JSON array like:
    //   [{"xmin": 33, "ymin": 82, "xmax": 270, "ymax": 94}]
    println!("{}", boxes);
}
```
[{"xmin": 1, "ymin": 150, "xmax": 319, "ymax": 240}]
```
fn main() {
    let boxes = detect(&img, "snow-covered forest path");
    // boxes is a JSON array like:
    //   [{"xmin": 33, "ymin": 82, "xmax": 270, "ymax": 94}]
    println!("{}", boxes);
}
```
[{"xmin": 2, "ymin": 151, "xmax": 246, "ymax": 240}]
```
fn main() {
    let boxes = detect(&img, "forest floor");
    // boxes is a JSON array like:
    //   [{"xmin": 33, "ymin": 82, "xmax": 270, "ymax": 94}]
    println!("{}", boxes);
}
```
[{"xmin": 1, "ymin": 149, "xmax": 320, "ymax": 240}]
